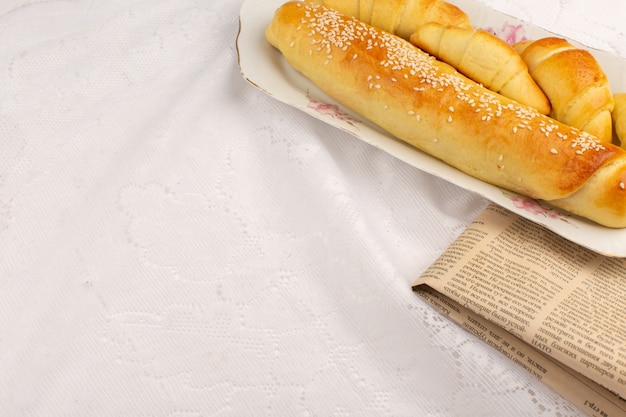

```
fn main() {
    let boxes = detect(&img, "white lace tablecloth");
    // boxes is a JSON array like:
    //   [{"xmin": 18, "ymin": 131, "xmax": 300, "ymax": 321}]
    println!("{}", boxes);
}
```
[{"xmin": 1, "ymin": 0, "xmax": 624, "ymax": 416}]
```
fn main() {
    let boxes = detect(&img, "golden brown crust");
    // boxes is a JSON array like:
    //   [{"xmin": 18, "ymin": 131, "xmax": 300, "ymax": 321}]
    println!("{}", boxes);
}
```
[
  {"xmin": 359, "ymin": 0, "xmax": 374, "ymax": 23},
  {"xmin": 551, "ymin": 158, "xmax": 626, "ymax": 228},
  {"xmin": 514, "ymin": 37, "xmax": 615, "ymax": 144},
  {"xmin": 316, "ymin": 0, "xmax": 360, "ymax": 20},
  {"xmin": 310, "ymin": 0, "xmax": 472, "ymax": 40},
  {"xmin": 266, "ymin": 2, "xmax": 626, "ymax": 227},
  {"xmin": 613, "ymin": 93, "xmax": 626, "ymax": 147},
  {"xmin": 410, "ymin": 22, "xmax": 551, "ymax": 114}
]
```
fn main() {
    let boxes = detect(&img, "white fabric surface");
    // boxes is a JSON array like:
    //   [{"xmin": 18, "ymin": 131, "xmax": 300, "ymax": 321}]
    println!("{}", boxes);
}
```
[{"xmin": 0, "ymin": 0, "xmax": 623, "ymax": 416}]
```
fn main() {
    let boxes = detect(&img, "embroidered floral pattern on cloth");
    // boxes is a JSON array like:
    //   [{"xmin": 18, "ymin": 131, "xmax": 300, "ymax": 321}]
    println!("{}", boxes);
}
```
[{"xmin": 0, "ymin": 0, "xmax": 624, "ymax": 416}]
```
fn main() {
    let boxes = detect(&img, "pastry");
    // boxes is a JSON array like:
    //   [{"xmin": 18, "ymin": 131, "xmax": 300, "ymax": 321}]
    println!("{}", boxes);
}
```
[
  {"xmin": 612, "ymin": 93, "xmax": 626, "ymax": 148},
  {"xmin": 514, "ymin": 37, "xmax": 614, "ymax": 144},
  {"xmin": 310, "ymin": 0, "xmax": 472, "ymax": 40},
  {"xmin": 266, "ymin": 2, "xmax": 626, "ymax": 227},
  {"xmin": 410, "ymin": 22, "xmax": 550, "ymax": 114}
]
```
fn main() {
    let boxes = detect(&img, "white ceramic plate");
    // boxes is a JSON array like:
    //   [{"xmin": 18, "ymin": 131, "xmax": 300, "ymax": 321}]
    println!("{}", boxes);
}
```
[{"xmin": 237, "ymin": 0, "xmax": 626, "ymax": 257}]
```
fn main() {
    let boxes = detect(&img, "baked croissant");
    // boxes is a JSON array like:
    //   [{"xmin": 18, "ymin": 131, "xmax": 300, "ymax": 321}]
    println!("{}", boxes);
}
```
[
  {"xmin": 266, "ymin": 2, "xmax": 626, "ymax": 228},
  {"xmin": 514, "ymin": 37, "xmax": 615, "ymax": 144},
  {"xmin": 613, "ymin": 93, "xmax": 626, "ymax": 148},
  {"xmin": 410, "ymin": 22, "xmax": 551, "ymax": 114},
  {"xmin": 310, "ymin": 0, "xmax": 472, "ymax": 40}
]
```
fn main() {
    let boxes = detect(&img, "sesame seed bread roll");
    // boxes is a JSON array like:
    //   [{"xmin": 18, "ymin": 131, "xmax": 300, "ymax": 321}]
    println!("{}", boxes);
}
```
[
  {"xmin": 514, "ymin": 37, "xmax": 615, "ymax": 144},
  {"xmin": 310, "ymin": 0, "xmax": 472, "ymax": 41},
  {"xmin": 410, "ymin": 22, "xmax": 551, "ymax": 114},
  {"xmin": 265, "ymin": 2, "xmax": 626, "ymax": 227},
  {"xmin": 316, "ymin": 0, "xmax": 360, "ymax": 20}
]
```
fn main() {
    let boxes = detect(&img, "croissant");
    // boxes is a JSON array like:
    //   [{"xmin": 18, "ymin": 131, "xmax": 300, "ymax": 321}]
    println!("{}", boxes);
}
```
[
  {"xmin": 266, "ymin": 2, "xmax": 626, "ymax": 228},
  {"xmin": 613, "ymin": 93, "xmax": 626, "ymax": 148},
  {"xmin": 410, "ymin": 22, "xmax": 551, "ymax": 114},
  {"xmin": 514, "ymin": 37, "xmax": 614, "ymax": 144},
  {"xmin": 310, "ymin": 0, "xmax": 472, "ymax": 40}
]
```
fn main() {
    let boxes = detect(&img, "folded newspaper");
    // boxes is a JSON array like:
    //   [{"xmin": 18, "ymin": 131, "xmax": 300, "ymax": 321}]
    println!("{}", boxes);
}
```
[{"xmin": 412, "ymin": 204, "xmax": 626, "ymax": 417}]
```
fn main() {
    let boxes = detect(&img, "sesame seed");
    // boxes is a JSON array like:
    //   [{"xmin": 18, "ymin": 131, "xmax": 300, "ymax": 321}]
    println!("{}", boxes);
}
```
[
  {"xmin": 415, "ymin": 115, "xmax": 421, "ymax": 122},
  {"xmin": 550, "ymin": 148, "xmax": 558, "ymax": 154},
  {"xmin": 298, "ymin": 3, "xmax": 609, "ymax": 163},
  {"xmin": 408, "ymin": 110, "xmax": 415, "ymax": 115},
  {"xmin": 620, "ymin": 182, "xmax": 625, "ymax": 190}
]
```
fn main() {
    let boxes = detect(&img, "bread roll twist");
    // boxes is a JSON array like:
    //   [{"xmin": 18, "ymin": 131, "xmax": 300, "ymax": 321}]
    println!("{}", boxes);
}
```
[
  {"xmin": 266, "ymin": 2, "xmax": 626, "ymax": 227},
  {"xmin": 410, "ymin": 22, "xmax": 550, "ymax": 114},
  {"xmin": 613, "ymin": 93, "xmax": 626, "ymax": 148},
  {"xmin": 514, "ymin": 37, "xmax": 615, "ymax": 144},
  {"xmin": 310, "ymin": 0, "xmax": 471, "ymax": 40}
]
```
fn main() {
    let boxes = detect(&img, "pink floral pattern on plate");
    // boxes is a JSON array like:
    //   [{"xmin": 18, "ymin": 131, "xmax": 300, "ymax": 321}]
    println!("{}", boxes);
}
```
[
  {"xmin": 483, "ymin": 22, "xmax": 527, "ymax": 46},
  {"xmin": 504, "ymin": 192, "xmax": 574, "ymax": 225},
  {"xmin": 307, "ymin": 98, "xmax": 360, "ymax": 127}
]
